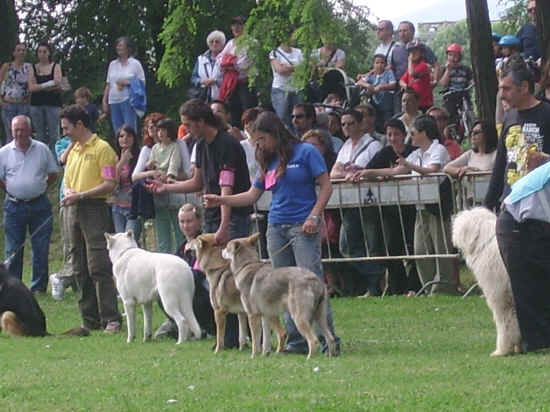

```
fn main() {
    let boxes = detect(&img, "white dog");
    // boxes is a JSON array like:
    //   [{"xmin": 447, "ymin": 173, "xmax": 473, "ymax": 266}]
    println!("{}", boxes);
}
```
[
  {"xmin": 105, "ymin": 231, "xmax": 202, "ymax": 344},
  {"xmin": 452, "ymin": 207, "xmax": 521, "ymax": 356}
]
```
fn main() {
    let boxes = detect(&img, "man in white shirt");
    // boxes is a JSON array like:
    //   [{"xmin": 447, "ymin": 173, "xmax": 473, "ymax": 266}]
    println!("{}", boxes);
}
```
[{"xmin": 0, "ymin": 115, "xmax": 58, "ymax": 293}]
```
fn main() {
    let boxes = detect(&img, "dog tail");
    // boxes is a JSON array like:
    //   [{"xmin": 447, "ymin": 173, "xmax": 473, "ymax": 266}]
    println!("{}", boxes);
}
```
[{"xmin": 0, "ymin": 311, "xmax": 27, "ymax": 337}]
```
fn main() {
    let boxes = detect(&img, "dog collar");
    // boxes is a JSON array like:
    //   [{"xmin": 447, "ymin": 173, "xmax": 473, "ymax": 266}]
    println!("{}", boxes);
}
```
[{"xmin": 118, "ymin": 246, "xmax": 138, "ymax": 258}]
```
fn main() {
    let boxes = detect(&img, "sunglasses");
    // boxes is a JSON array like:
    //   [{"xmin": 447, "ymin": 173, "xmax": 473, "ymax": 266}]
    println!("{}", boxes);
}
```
[
  {"xmin": 341, "ymin": 121, "xmax": 356, "ymax": 127},
  {"xmin": 291, "ymin": 114, "xmax": 305, "ymax": 119},
  {"xmin": 528, "ymin": 7, "xmax": 536, "ymax": 13}
]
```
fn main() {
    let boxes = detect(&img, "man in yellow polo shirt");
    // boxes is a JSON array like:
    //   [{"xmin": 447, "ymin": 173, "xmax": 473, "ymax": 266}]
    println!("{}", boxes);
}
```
[{"xmin": 60, "ymin": 104, "xmax": 122, "ymax": 335}]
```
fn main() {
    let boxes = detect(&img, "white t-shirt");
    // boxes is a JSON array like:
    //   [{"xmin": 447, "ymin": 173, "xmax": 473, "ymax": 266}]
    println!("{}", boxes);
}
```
[
  {"xmin": 335, "ymin": 133, "xmax": 382, "ymax": 169},
  {"xmin": 240, "ymin": 137, "xmax": 258, "ymax": 182},
  {"xmin": 312, "ymin": 48, "xmax": 345, "ymax": 68},
  {"xmin": 374, "ymin": 41, "xmax": 397, "ymax": 63},
  {"xmin": 269, "ymin": 47, "xmax": 304, "ymax": 91},
  {"xmin": 106, "ymin": 57, "xmax": 146, "ymax": 104},
  {"xmin": 406, "ymin": 139, "xmax": 450, "ymax": 175}
]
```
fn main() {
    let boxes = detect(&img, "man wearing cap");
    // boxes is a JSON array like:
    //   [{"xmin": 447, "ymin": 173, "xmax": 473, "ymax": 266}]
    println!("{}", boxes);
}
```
[
  {"xmin": 216, "ymin": 16, "xmax": 258, "ymax": 128},
  {"xmin": 0, "ymin": 115, "xmax": 58, "ymax": 293}
]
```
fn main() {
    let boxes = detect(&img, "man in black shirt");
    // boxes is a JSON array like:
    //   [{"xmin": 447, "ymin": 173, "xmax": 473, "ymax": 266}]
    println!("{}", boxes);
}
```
[
  {"xmin": 489, "ymin": 58, "xmax": 550, "ymax": 352},
  {"xmin": 155, "ymin": 98, "xmax": 251, "ymax": 348},
  {"xmin": 485, "ymin": 58, "xmax": 550, "ymax": 211}
]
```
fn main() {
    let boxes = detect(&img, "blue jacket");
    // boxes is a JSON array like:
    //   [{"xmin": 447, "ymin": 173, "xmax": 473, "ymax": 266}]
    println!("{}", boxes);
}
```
[{"xmin": 129, "ymin": 77, "xmax": 146, "ymax": 118}]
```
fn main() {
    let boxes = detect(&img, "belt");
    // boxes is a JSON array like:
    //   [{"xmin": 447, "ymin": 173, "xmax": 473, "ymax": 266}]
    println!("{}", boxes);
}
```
[
  {"xmin": 6, "ymin": 192, "xmax": 45, "ymax": 203},
  {"xmin": 2, "ymin": 97, "xmax": 28, "ymax": 104}
]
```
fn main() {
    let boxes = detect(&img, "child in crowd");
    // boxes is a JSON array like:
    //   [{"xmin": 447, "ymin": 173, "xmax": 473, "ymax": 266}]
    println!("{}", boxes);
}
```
[
  {"xmin": 146, "ymin": 118, "xmax": 182, "ymax": 182},
  {"xmin": 51, "ymin": 131, "xmax": 77, "ymax": 300},
  {"xmin": 438, "ymin": 44, "xmax": 473, "ymax": 126},
  {"xmin": 74, "ymin": 87, "xmax": 99, "ymax": 132},
  {"xmin": 399, "ymin": 41, "xmax": 433, "ymax": 113},
  {"xmin": 358, "ymin": 54, "xmax": 396, "ymax": 132}
]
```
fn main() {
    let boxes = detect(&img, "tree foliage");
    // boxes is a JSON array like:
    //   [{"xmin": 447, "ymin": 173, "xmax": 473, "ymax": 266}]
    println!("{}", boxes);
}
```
[
  {"xmin": 14, "ymin": 0, "xmax": 173, "ymax": 118},
  {"xmin": 428, "ymin": 20, "xmax": 471, "ymax": 68},
  {"xmin": 497, "ymin": 0, "xmax": 527, "ymax": 35},
  {"xmin": 240, "ymin": 0, "xmax": 374, "ymax": 103},
  {"xmin": 157, "ymin": 0, "xmax": 256, "ymax": 88},
  {"xmin": 0, "ymin": 0, "xmax": 18, "ymax": 62}
]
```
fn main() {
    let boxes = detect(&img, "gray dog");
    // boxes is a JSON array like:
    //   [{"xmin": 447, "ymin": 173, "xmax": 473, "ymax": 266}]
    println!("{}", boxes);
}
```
[{"xmin": 222, "ymin": 233, "xmax": 336, "ymax": 359}]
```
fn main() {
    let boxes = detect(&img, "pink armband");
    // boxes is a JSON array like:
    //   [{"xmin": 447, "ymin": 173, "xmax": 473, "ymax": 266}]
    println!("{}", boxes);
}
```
[
  {"xmin": 193, "ymin": 259, "xmax": 201, "ymax": 271},
  {"xmin": 102, "ymin": 165, "xmax": 116, "ymax": 179},
  {"xmin": 265, "ymin": 170, "xmax": 277, "ymax": 190},
  {"xmin": 219, "ymin": 170, "xmax": 235, "ymax": 186}
]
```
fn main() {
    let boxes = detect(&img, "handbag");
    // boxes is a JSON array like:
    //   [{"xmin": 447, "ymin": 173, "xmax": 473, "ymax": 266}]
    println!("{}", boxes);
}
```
[{"xmin": 187, "ymin": 86, "xmax": 208, "ymax": 102}]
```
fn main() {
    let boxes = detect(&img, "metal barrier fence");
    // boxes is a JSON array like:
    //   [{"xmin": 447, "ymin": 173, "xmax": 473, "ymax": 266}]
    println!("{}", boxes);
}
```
[{"xmin": 252, "ymin": 172, "xmax": 492, "ymax": 263}]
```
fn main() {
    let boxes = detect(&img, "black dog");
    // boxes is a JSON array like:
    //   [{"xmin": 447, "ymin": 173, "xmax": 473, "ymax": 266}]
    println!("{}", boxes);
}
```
[{"xmin": 0, "ymin": 264, "xmax": 47, "ymax": 337}]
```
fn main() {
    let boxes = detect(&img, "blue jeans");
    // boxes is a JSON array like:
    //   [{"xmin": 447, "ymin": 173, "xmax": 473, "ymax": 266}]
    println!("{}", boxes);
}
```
[
  {"xmin": 112, "ymin": 204, "xmax": 142, "ymax": 244},
  {"xmin": 110, "ymin": 100, "xmax": 137, "ymax": 136},
  {"xmin": 339, "ymin": 207, "xmax": 386, "ymax": 296},
  {"xmin": 266, "ymin": 223, "xmax": 339, "ymax": 353},
  {"xmin": 4, "ymin": 194, "xmax": 53, "ymax": 292},
  {"xmin": 154, "ymin": 206, "xmax": 183, "ymax": 254},
  {"xmin": 29, "ymin": 105, "xmax": 61, "ymax": 149},
  {"xmin": 271, "ymin": 88, "xmax": 303, "ymax": 133},
  {"xmin": 1, "ymin": 102, "xmax": 30, "ymax": 143}
]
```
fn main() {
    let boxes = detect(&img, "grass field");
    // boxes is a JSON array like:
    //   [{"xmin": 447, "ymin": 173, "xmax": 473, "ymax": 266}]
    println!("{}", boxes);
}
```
[{"xmin": 2, "ymin": 189, "xmax": 550, "ymax": 411}]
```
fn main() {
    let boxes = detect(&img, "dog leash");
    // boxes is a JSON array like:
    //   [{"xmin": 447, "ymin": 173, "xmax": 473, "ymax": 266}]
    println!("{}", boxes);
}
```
[
  {"xmin": 268, "ymin": 236, "xmax": 297, "ymax": 258},
  {"xmin": 3, "ymin": 213, "xmax": 54, "ymax": 267}
]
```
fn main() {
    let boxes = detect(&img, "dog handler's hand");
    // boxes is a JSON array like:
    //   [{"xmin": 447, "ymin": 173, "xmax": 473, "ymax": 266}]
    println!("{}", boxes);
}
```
[
  {"xmin": 215, "ymin": 225, "xmax": 229, "ymax": 245},
  {"xmin": 203, "ymin": 194, "xmax": 222, "ymax": 208},
  {"xmin": 302, "ymin": 216, "xmax": 319, "ymax": 236}
]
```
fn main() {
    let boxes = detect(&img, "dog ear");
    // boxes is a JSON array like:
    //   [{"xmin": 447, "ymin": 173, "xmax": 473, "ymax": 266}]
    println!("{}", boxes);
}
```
[
  {"xmin": 185, "ymin": 238, "xmax": 201, "ymax": 252},
  {"xmin": 248, "ymin": 232, "xmax": 261, "ymax": 246},
  {"xmin": 126, "ymin": 229, "xmax": 134, "ymax": 239},
  {"xmin": 104, "ymin": 233, "xmax": 111, "ymax": 246}
]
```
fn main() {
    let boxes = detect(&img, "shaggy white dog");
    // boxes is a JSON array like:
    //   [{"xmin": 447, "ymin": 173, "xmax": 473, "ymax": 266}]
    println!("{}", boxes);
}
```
[{"xmin": 452, "ymin": 207, "xmax": 521, "ymax": 356}]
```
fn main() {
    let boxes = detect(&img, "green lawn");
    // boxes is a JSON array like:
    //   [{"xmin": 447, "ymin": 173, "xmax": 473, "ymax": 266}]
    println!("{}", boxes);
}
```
[{"xmin": 2, "ymin": 188, "xmax": 549, "ymax": 411}]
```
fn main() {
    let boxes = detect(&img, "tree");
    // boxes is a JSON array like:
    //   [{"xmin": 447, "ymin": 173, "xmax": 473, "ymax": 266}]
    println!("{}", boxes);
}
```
[
  {"xmin": 0, "ymin": 0, "xmax": 18, "ymax": 62},
  {"xmin": 429, "ymin": 20, "xmax": 471, "ymax": 68},
  {"xmin": 241, "ymin": 0, "xmax": 374, "ymax": 103},
  {"xmin": 466, "ymin": 0, "xmax": 498, "ymax": 126},
  {"xmin": 157, "ymin": 0, "xmax": 257, "ymax": 88},
  {"xmin": 534, "ymin": 1, "xmax": 550, "ymax": 62}
]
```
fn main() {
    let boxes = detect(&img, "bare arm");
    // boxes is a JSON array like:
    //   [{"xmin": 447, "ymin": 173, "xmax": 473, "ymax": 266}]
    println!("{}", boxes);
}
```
[
  {"xmin": 203, "ymin": 185, "xmax": 263, "ymax": 208},
  {"xmin": 160, "ymin": 167, "xmax": 203, "ymax": 194},
  {"xmin": 330, "ymin": 162, "xmax": 346, "ymax": 179},
  {"xmin": 59, "ymin": 141, "xmax": 75, "ymax": 165},
  {"xmin": 309, "ymin": 172, "xmax": 332, "ymax": 219},
  {"xmin": 302, "ymin": 172, "xmax": 332, "ymax": 234},
  {"xmin": 102, "ymin": 84, "xmax": 110, "ymax": 114},
  {"xmin": 0, "ymin": 64, "xmax": 8, "ymax": 104},
  {"xmin": 53, "ymin": 63, "xmax": 62, "ymax": 88},
  {"xmin": 63, "ymin": 180, "xmax": 116, "ymax": 205},
  {"xmin": 399, "ymin": 158, "xmax": 441, "ymax": 175},
  {"xmin": 28, "ymin": 65, "xmax": 40, "ymax": 92},
  {"xmin": 216, "ymin": 185, "xmax": 233, "ymax": 245},
  {"xmin": 270, "ymin": 59, "xmax": 294, "ymax": 75}
]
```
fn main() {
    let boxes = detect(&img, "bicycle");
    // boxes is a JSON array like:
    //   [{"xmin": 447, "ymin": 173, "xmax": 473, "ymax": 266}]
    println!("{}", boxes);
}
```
[{"xmin": 441, "ymin": 84, "xmax": 475, "ymax": 143}]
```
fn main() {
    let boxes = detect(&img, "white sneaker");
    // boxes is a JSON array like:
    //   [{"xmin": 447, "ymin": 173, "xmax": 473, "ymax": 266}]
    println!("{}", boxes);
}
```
[{"xmin": 50, "ymin": 274, "xmax": 65, "ymax": 301}]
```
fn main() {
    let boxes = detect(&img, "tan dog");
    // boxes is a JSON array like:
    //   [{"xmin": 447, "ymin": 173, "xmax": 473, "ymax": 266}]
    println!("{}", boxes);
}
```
[
  {"xmin": 222, "ymin": 233, "xmax": 336, "ymax": 359},
  {"xmin": 186, "ymin": 233, "xmax": 249, "ymax": 353}
]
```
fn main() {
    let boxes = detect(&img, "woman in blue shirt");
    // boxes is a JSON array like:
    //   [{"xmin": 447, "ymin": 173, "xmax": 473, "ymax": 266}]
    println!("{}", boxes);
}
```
[{"xmin": 204, "ymin": 111, "xmax": 339, "ymax": 355}]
